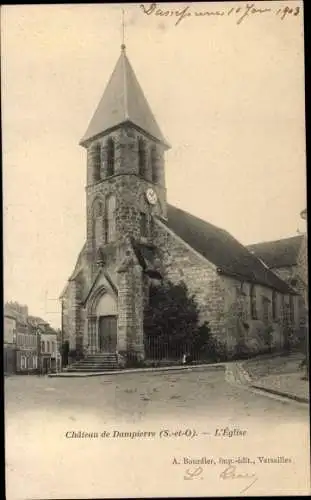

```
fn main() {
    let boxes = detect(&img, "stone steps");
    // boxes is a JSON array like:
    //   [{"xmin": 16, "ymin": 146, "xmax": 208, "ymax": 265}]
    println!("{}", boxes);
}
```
[{"xmin": 65, "ymin": 353, "xmax": 119, "ymax": 373}]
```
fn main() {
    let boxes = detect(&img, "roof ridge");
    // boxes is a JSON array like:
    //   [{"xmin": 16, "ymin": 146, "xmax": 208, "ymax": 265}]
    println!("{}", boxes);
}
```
[
  {"xmin": 248, "ymin": 234, "xmax": 303, "ymax": 247},
  {"xmin": 165, "ymin": 204, "xmax": 296, "ymax": 294},
  {"xmin": 122, "ymin": 49, "xmax": 129, "ymax": 119},
  {"xmin": 167, "ymin": 203, "xmax": 228, "ymax": 235}
]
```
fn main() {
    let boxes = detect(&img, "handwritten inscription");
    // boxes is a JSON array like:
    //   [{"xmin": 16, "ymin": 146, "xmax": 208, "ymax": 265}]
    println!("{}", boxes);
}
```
[
  {"xmin": 173, "ymin": 455, "xmax": 293, "ymax": 492},
  {"xmin": 182, "ymin": 464, "xmax": 258, "ymax": 493},
  {"xmin": 184, "ymin": 466, "xmax": 204, "ymax": 480},
  {"xmin": 180, "ymin": 458, "xmax": 292, "ymax": 493},
  {"xmin": 219, "ymin": 464, "xmax": 258, "ymax": 494},
  {"xmin": 140, "ymin": 3, "xmax": 301, "ymax": 26}
]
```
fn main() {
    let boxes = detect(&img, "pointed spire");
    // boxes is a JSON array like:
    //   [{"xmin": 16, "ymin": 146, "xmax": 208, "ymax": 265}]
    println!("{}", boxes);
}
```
[{"xmin": 80, "ymin": 39, "xmax": 170, "ymax": 148}]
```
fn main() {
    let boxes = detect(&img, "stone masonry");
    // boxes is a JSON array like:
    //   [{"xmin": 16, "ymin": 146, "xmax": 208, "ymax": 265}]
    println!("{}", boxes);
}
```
[{"xmin": 61, "ymin": 45, "xmax": 302, "ymax": 362}]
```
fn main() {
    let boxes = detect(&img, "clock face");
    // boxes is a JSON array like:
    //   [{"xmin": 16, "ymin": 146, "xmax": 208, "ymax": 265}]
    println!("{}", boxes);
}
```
[{"xmin": 146, "ymin": 188, "xmax": 158, "ymax": 205}]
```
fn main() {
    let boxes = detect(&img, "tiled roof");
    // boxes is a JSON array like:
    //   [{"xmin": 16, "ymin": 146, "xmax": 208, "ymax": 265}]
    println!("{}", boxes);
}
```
[
  {"xmin": 247, "ymin": 235, "xmax": 303, "ymax": 269},
  {"xmin": 80, "ymin": 47, "xmax": 169, "ymax": 147},
  {"xmin": 161, "ymin": 205, "xmax": 295, "ymax": 294}
]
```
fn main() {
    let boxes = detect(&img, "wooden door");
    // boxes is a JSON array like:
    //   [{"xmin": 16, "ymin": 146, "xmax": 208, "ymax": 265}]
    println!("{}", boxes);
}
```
[{"xmin": 98, "ymin": 316, "xmax": 117, "ymax": 352}]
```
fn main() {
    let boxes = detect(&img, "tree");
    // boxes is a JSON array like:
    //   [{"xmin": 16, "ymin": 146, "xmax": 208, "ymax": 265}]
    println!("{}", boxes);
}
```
[{"xmin": 144, "ymin": 280, "xmax": 222, "ymax": 361}]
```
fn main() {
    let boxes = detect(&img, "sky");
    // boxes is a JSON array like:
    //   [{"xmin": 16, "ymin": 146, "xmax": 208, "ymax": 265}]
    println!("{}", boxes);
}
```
[{"xmin": 2, "ymin": 2, "xmax": 306, "ymax": 327}]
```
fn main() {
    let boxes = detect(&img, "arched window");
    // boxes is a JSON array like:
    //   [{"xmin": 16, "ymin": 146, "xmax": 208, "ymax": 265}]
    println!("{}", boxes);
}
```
[
  {"xmin": 92, "ymin": 143, "xmax": 101, "ymax": 182},
  {"xmin": 289, "ymin": 295, "xmax": 295, "ymax": 324},
  {"xmin": 92, "ymin": 199, "xmax": 104, "ymax": 249},
  {"xmin": 21, "ymin": 355, "xmax": 26, "ymax": 370},
  {"xmin": 140, "ymin": 212, "xmax": 148, "ymax": 237},
  {"xmin": 93, "ymin": 199, "xmax": 103, "ymax": 218},
  {"xmin": 149, "ymin": 215, "xmax": 154, "ymax": 237},
  {"xmin": 138, "ymin": 138, "xmax": 146, "ymax": 177},
  {"xmin": 105, "ymin": 195, "xmax": 116, "ymax": 243},
  {"xmin": 151, "ymin": 146, "xmax": 158, "ymax": 183},
  {"xmin": 250, "ymin": 284, "xmax": 257, "ymax": 319},
  {"xmin": 272, "ymin": 290, "xmax": 277, "ymax": 320},
  {"xmin": 107, "ymin": 138, "xmax": 115, "ymax": 177}
]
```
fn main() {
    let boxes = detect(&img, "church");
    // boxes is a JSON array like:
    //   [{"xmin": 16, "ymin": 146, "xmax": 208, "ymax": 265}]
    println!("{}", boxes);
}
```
[{"xmin": 60, "ymin": 43, "xmax": 301, "ymax": 365}]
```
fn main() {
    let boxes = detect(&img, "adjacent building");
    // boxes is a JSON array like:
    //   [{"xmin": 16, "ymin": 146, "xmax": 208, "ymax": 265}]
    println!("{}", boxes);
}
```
[
  {"xmin": 15, "ymin": 322, "xmax": 39, "ymax": 374},
  {"xmin": 3, "ymin": 303, "xmax": 61, "ymax": 374},
  {"xmin": 60, "ymin": 44, "xmax": 301, "ymax": 363},
  {"xmin": 248, "ymin": 235, "xmax": 305, "ymax": 294},
  {"xmin": 248, "ymin": 232, "xmax": 308, "ymax": 342},
  {"xmin": 4, "ymin": 304, "xmax": 39, "ymax": 373},
  {"xmin": 40, "ymin": 328, "xmax": 61, "ymax": 374},
  {"xmin": 298, "ymin": 209, "xmax": 308, "ymax": 307},
  {"xmin": 4, "ymin": 314, "xmax": 17, "ymax": 374}
]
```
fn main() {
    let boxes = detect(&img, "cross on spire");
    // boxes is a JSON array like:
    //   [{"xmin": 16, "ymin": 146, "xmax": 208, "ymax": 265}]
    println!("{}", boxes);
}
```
[{"xmin": 121, "ymin": 9, "xmax": 126, "ymax": 51}]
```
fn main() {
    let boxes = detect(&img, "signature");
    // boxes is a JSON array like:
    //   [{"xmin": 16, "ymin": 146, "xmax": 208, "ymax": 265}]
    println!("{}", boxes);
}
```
[
  {"xmin": 220, "ymin": 464, "xmax": 258, "ymax": 493},
  {"xmin": 140, "ymin": 3, "xmax": 300, "ymax": 27},
  {"xmin": 184, "ymin": 464, "xmax": 258, "ymax": 493},
  {"xmin": 184, "ymin": 466, "xmax": 204, "ymax": 480}
]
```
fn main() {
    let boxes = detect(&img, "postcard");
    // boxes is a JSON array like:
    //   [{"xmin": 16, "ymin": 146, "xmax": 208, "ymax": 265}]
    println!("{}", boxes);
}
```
[{"xmin": 2, "ymin": 2, "xmax": 309, "ymax": 499}]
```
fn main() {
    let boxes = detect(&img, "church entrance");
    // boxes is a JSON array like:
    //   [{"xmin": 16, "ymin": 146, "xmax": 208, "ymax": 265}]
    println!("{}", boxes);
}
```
[{"xmin": 98, "ymin": 315, "xmax": 117, "ymax": 352}]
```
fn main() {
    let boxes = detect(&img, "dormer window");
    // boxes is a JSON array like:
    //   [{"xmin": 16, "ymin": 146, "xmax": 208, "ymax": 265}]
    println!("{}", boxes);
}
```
[
  {"xmin": 138, "ymin": 138, "xmax": 146, "ymax": 177},
  {"xmin": 107, "ymin": 138, "xmax": 115, "ymax": 177}
]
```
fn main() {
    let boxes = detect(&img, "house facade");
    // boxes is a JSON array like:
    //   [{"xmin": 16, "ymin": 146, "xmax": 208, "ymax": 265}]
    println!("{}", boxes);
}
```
[
  {"xmin": 3, "ymin": 304, "xmax": 61, "ymax": 374},
  {"xmin": 248, "ymin": 235, "xmax": 305, "ymax": 295},
  {"xmin": 4, "ymin": 315, "xmax": 17, "ymax": 374},
  {"xmin": 39, "ymin": 330, "xmax": 61, "ymax": 374},
  {"xmin": 248, "ymin": 231, "xmax": 308, "ymax": 343},
  {"xmin": 298, "ymin": 209, "xmax": 308, "ymax": 308},
  {"xmin": 61, "ymin": 44, "xmax": 300, "ymax": 363},
  {"xmin": 15, "ymin": 323, "xmax": 38, "ymax": 373}
]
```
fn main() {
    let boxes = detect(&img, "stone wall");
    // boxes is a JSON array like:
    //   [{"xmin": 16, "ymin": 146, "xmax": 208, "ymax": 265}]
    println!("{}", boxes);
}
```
[
  {"xmin": 62, "ymin": 280, "xmax": 79, "ymax": 350},
  {"xmin": 86, "ymin": 126, "xmax": 166, "ymax": 190},
  {"xmin": 154, "ymin": 220, "xmax": 301, "ymax": 356},
  {"xmin": 86, "ymin": 175, "xmax": 166, "ymax": 254},
  {"xmin": 116, "ymin": 239, "xmax": 144, "ymax": 359},
  {"xmin": 85, "ymin": 125, "xmax": 167, "ymax": 256},
  {"xmin": 272, "ymin": 262, "xmax": 308, "ymax": 335},
  {"xmin": 297, "ymin": 233, "xmax": 308, "ymax": 304},
  {"xmin": 219, "ymin": 277, "xmax": 300, "ymax": 354},
  {"xmin": 154, "ymin": 220, "xmax": 227, "ymax": 342}
]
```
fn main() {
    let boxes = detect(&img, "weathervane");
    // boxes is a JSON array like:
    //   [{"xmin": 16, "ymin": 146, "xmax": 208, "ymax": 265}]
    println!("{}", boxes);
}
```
[{"xmin": 121, "ymin": 9, "xmax": 126, "ymax": 50}]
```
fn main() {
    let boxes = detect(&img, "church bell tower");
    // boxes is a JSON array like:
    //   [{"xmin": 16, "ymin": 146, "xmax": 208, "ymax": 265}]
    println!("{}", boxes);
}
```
[
  {"xmin": 80, "ymin": 44, "xmax": 170, "ymax": 265},
  {"xmin": 78, "ymin": 42, "xmax": 170, "ymax": 360}
]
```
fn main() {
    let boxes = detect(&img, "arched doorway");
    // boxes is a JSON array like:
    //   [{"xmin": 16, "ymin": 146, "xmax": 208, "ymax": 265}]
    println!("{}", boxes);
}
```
[
  {"xmin": 98, "ymin": 315, "xmax": 117, "ymax": 352},
  {"xmin": 87, "ymin": 286, "xmax": 118, "ymax": 353}
]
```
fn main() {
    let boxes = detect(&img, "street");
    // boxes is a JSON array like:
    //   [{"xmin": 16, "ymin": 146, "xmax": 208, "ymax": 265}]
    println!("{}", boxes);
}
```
[
  {"xmin": 5, "ymin": 367, "xmax": 310, "ymax": 498},
  {"xmin": 4, "ymin": 366, "xmax": 308, "ymax": 423}
]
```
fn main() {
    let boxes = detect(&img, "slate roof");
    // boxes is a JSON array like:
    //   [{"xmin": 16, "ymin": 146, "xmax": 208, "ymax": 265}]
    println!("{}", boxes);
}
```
[
  {"xmin": 80, "ymin": 47, "xmax": 169, "ymax": 147},
  {"xmin": 247, "ymin": 235, "xmax": 303, "ymax": 269},
  {"xmin": 162, "ymin": 205, "xmax": 296, "ymax": 294},
  {"xmin": 61, "ymin": 207, "xmax": 297, "ymax": 296}
]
